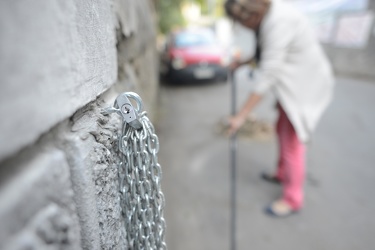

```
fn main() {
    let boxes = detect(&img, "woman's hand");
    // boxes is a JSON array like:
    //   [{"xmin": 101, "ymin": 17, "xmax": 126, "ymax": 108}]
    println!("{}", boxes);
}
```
[
  {"xmin": 228, "ymin": 60, "xmax": 242, "ymax": 72},
  {"xmin": 228, "ymin": 58, "xmax": 254, "ymax": 72},
  {"xmin": 227, "ymin": 114, "xmax": 246, "ymax": 136}
]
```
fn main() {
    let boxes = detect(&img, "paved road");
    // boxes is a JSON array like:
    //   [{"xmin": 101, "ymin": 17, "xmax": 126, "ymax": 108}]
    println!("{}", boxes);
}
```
[{"xmin": 155, "ymin": 69, "xmax": 375, "ymax": 250}]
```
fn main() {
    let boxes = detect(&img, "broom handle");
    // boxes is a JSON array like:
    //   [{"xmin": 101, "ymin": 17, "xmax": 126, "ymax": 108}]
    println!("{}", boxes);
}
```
[{"xmin": 230, "ymin": 70, "xmax": 237, "ymax": 250}]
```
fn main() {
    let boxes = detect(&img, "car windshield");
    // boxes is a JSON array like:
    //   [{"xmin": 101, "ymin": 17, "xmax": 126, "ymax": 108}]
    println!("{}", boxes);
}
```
[{"xmin": 174, "ymin": 30, "xmax": 216, "ymax": 48}]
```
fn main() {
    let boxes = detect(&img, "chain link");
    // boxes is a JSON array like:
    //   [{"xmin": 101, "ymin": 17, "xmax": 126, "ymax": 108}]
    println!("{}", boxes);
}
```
[{"xmin": 117, "ymin": 110, "xmax": 167, "ymax": 250}]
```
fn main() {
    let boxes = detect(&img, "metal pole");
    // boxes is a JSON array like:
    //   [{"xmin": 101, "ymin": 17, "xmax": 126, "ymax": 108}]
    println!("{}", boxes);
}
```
[{"xmin": 229, "ymin": 70, "xmax": 237, "ymax": 250}]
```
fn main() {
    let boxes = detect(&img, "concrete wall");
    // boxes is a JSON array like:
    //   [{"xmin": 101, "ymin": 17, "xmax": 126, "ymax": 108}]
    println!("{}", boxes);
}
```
[
  {"xmin": 324, "ymin": 36, "xmax": 375, "ymax": 79},
  {"xmin": 322, "ymin": 0, "xmax": 375, "ymax": 79},
  {"xmin": 0, "ymin": 0, "xmax": 159, "ymax": 249}
]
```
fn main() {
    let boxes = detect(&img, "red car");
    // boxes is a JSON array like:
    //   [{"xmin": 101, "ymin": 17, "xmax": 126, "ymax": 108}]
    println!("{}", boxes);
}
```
[{"xmin": 160, "ymin": 28, "xmax": 229, "ymax": 83}]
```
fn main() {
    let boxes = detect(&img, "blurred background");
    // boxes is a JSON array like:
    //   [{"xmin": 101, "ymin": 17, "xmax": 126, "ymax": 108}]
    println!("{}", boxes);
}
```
[
  {"xmin": 155, "ymin": 0, "xmax": 375, "ymax": 250},
  {"xmin": 0, "ymin": 0, "xmax": 374, "ymax": 249}
]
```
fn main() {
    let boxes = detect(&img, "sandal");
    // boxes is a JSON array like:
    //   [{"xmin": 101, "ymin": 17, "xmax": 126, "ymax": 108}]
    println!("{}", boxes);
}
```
[
  {"xmin": 261, "ymin": 172, "xmax": 281, "ymax": 184},
  {"xmin": 265, "ymin": 200, "xmax": 299, "ymax": 217}
]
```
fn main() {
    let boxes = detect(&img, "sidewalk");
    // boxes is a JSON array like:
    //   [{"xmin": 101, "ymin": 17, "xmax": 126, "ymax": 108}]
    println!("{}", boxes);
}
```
[{"xmin": 157, "ymin": 73, "xmax": 375, "ymax": 250}]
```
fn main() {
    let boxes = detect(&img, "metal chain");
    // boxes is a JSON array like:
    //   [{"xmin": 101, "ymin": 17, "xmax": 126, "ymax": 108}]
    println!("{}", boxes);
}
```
[{"xmin": 117, "ymin": 109, "xmax": 167, "ymax": 250}]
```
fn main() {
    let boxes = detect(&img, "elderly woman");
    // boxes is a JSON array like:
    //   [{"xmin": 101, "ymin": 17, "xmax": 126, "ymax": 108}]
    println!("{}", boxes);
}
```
[{"xmin": 225, "ymin": 0, "xmax": 334, "ymax": 217}]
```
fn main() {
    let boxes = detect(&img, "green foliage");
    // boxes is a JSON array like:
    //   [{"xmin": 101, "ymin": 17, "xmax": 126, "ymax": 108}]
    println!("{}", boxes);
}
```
[
  {"xmin": 155, "ymin": 0, "xmax": 227, "ymax": 34},
  {"xmin": 156, "ymin": 0, "xmax": 186, "ymax": 34}
]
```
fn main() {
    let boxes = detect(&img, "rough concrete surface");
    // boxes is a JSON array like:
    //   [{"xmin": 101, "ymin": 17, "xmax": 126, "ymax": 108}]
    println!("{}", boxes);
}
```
[
  {"xmin": 0, "ymin": 0, "xmax": 159, "ymax": 249},
  {"xmin": 64, "ymin": 98, "xmax": 127, "ymax": 249},
  {"xmin": 0, "ymin": 148, "xmax": 81, "ymax": 250},
  {"xmin": 0, "ymin": 0, "xmax": 117, "ymax": 161}
]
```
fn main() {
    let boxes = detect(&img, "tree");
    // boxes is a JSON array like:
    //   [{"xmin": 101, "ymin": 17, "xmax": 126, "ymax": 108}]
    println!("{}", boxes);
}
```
[
  {"xmin": 155, "ymin": 0, "xmax": 186, "ymax": 34},
  {"xmin": 155, "ymin": 0, "xmax": 226, "ymax": 34}
]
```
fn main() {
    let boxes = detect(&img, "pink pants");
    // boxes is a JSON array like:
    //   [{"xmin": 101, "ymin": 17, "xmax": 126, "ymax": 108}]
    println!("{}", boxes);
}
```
[{"xmin": 275, "ymin": 105, "xmax": 305, "ymax": 210}]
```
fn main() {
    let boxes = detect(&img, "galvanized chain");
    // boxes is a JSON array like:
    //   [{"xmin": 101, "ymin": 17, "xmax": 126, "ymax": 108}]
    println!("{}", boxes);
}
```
[{"xmin": 105, "ymin": 93, "xmax": 167, "ymax": 250}]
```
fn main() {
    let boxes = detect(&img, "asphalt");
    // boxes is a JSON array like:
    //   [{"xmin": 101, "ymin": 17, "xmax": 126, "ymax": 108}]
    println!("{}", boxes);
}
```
[{"xmin": 155, "ymin": 68, "xmax": 375, "ymax": 250}]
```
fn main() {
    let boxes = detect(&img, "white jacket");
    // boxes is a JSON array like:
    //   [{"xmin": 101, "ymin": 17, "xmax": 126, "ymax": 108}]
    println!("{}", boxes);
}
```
[{"xmin": 252, "ymin": 0, "xmax": 335, "ymax": 142}]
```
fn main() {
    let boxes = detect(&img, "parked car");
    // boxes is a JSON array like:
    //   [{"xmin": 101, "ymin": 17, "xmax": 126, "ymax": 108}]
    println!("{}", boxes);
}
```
[{"xmin": 160, "ymin": 27, "xmax": 229, "ymax": 83}]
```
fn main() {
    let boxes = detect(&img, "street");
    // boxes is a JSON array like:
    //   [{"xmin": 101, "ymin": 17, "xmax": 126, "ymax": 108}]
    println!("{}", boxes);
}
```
[{"xmin": 156, "ymin": 68, "xmax": 375, "ymax": 250}]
